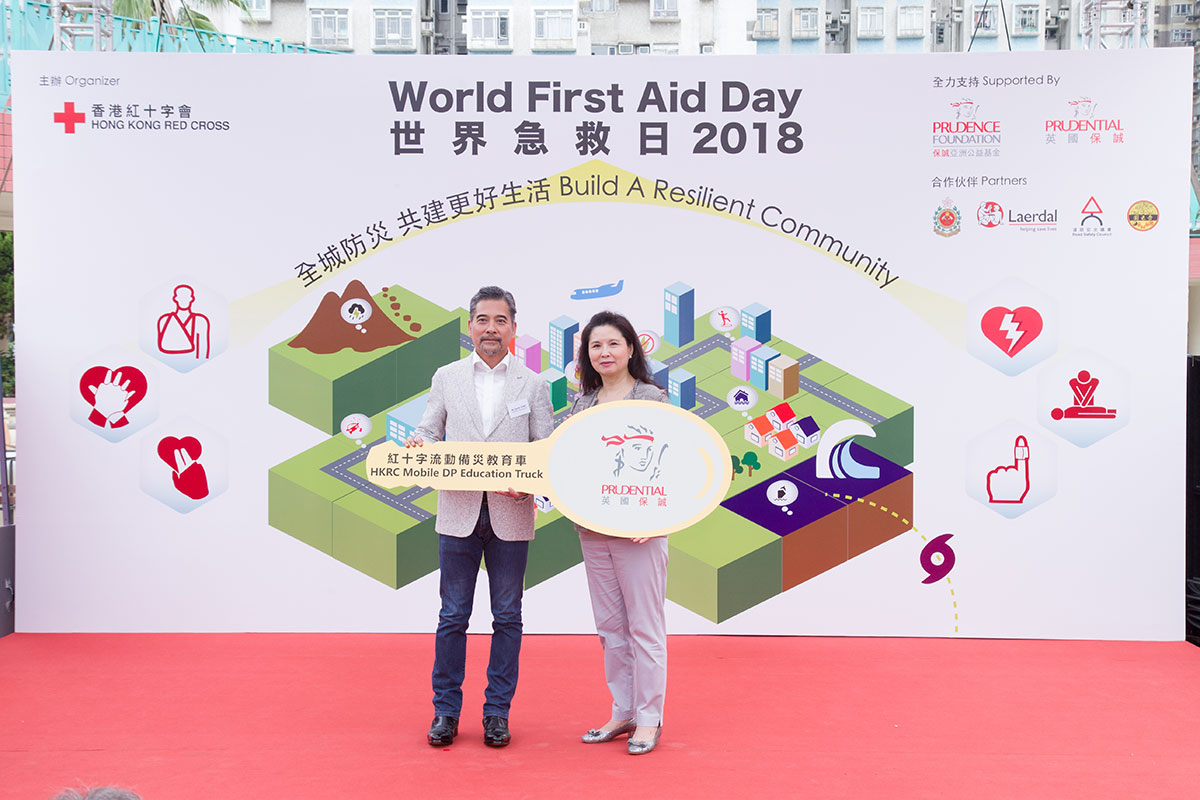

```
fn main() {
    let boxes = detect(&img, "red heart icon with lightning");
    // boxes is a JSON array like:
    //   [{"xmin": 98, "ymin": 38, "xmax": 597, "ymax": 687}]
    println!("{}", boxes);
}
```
[{"xmin": 980, "ymin": 306, "xmax": 1043, "ymax": 358}]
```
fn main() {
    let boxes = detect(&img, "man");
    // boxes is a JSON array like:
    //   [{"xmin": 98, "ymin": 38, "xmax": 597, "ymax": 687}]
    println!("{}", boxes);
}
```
[{"xmin": 409, "ymin": 286, "xmax": 554, "ymax": 748}]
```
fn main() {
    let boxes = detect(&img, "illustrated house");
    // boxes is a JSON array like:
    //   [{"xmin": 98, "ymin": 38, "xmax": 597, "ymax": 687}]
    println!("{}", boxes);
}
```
[
  {"xmin": 745, "ymin": 414, "xmax": 775, "ymax": 447},
  {"xmin": 767, "ymin": 402, "xmax": 796, "ymax": 432},
  {"xmin": 768, "ymin": 427, "xmax": 800, "ymax": 462},
  {"xmin": 789, "ymin": 415, "xmax": 821, "ymax": 448}
]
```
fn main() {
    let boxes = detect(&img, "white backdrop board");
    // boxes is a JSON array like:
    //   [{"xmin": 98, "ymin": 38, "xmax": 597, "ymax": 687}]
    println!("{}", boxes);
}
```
[{"xmin": 14, "ymin": 49, "xmax": 1191, "ymax": 637}]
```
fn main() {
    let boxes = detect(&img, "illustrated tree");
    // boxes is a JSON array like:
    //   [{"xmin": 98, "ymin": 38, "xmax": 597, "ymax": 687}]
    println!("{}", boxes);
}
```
[
  {"xmin": 742, "ymin": 451, "xmax": 761, "ymax": 478},
  {"xmin": 731, "ymin": 455, "xmax": 743, "ymax": 480}
]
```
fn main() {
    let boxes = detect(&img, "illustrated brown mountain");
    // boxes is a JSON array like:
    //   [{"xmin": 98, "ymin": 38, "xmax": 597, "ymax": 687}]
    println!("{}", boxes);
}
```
[{"xmin": 289, "ymin": 280, "xmax": 414, "ymax": 354}]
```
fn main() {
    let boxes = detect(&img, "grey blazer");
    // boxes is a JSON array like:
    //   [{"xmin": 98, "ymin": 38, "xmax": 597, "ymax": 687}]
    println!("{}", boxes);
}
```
[
  {"xmin": 568, "ymin": 380, "xmax": 669, "ymax": 415},
  {"xmin": 413, "ymin": 355, "xmax": 554, "ymax": 541}
]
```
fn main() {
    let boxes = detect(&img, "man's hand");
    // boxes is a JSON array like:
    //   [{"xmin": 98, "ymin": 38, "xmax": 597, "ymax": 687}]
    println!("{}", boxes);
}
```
[
  {"xmin": 495, "ymin": 487, "xmax": 528, "ymax": 500},
  {"xmin": 404, "ymin": 435, "xmax": 424, "ymax": 448}
]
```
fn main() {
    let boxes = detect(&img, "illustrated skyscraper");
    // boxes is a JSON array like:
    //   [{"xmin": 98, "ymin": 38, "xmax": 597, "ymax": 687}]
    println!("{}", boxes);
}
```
[
  {"xmin": 664, "ymin": 282, "xmax": 695, "ymax": 347},
  {"xmin": 741, "ymin": 302, "xmax": 772, "ymax": 344},
  {"xmin": 548, "ymin": 315, "xmax": 578, "ymax": 372}
]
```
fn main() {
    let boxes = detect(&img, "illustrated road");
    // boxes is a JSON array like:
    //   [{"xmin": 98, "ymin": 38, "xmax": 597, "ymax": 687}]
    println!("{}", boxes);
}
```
[{"xmin": 322, "ymin": 333, "xmax": 884, "ymax": 517}]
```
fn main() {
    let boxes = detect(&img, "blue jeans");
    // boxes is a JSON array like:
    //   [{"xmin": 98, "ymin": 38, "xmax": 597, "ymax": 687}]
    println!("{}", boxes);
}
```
[{"xmin": 432, "ymin": 505, "xmax": 529, "ymax": 719}]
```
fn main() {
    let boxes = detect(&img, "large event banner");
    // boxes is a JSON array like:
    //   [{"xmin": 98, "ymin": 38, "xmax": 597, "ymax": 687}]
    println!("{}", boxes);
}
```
[{"xmin": 15, "ymin": 49, "xmax": 1190, "ymax": 637}]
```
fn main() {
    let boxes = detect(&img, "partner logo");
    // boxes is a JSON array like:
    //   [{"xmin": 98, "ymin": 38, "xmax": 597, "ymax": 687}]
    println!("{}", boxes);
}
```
[
  {"xmin": 977, "ymin": 201, "xmax": 1004, "ymax": 228},
  {"xmin": 1071, "ymin": 196, "xmax": 1112, "ymax": 238},
  {"xmin": 1127, "ymin": 200, "xmax": 1159, "ymax": 232},
  {"xmin": 934, "ymin": 198, "xmax": 961, "ymax": 237}
]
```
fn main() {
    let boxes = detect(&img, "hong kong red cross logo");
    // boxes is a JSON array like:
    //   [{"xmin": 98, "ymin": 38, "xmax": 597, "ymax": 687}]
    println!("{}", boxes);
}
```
[{"xmin": 54, "ymin": 102, "xmax": 86, "ymax": 134}]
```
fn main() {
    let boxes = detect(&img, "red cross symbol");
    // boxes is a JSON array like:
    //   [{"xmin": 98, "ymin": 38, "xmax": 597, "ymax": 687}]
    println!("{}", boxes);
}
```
[{"xmin": 53, "ymin": 102, "xmax": 86, "ymax": 134}]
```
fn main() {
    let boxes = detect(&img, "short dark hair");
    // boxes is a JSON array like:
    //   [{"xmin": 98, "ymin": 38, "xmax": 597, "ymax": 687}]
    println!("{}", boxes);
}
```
[
  {"xmin": 578, "ymin": 311, "xmax": 659, "ymax": 394},
  {"xmin": 469, "ymin": 286, "xmax": 516, "ymax": 321}
]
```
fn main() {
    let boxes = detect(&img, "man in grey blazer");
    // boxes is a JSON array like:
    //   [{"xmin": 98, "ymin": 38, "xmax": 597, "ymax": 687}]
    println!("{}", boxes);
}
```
[{"xmin": 410, "ymin": 286, "xmax": 554, "ymax": 748}]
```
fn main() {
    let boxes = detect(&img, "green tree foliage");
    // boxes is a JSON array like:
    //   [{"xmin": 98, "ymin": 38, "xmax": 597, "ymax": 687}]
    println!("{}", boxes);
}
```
[
  {"xmin": 742, "ymin": 450, "xmax": 761, "ymax": 477},
  {"xmin": 731, "ymin": 454, "xmax": 743, "ymax": 480}
]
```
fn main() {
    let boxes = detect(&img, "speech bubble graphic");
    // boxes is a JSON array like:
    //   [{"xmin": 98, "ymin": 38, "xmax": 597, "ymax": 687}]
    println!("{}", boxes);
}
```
[{"xmin": 365, "ymin": 400, "xmax": 732, "ymax": 538}]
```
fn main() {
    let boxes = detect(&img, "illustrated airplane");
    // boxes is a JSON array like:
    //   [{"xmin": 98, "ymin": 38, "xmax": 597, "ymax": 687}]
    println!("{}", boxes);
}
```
[{"xmin": 570, "ymin": 279, "xmax": 624, "ymax": 300}]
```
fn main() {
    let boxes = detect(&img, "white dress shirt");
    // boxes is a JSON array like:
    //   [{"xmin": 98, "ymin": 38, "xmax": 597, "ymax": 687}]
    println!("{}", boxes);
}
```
[{"xmin": 471, "ymin": 350, "xmax": 510, "ymax": 434}]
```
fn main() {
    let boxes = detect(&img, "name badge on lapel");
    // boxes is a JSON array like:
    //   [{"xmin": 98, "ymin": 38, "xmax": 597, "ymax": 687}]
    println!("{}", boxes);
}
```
[{"xmin": 507, "ymin": 399, "xmax": 531, "ymax": 418}]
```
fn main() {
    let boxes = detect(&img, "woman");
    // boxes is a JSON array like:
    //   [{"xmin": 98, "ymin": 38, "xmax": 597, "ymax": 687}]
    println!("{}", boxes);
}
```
[{"xmin": 570, "ymin": 310, "xmax": 669, "ymax": 756}]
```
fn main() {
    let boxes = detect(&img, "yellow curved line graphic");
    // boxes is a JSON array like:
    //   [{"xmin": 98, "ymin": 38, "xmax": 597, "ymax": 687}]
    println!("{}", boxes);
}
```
[{"xmin": 230, "ymin": 158, "xmax": 964, "ymax": 349}]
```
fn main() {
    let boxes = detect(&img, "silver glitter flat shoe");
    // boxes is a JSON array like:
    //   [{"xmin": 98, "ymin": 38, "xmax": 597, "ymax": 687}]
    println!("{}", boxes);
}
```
[
  {"xmin": 581, "ymin": 719, "xmax": 636, "ymax": 743},
  {"xmin": 627, "ymin": 724, "xmax": 662, "ymax": 755}
]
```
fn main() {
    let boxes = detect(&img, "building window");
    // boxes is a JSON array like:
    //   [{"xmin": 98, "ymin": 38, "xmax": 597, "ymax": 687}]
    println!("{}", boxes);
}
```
[
  {"xmin": 897, "ymin": 5, "xmax": 924, "ymax": 37},
  {"xmin": 1013, "ymin": 4, "xmax": 1038, "ymax": 34},
  {"xmin": 373, "ymin": 8, "xmax": 414, "ymax": 48},
  {"xmin": 1172, "ymin": 27, "xmax": 1195, "ymax": 41},
  {"xmin": 310, "ymin": 8, "xmax": 350, "ymax": 47},
  {"xmin": 439, "ymin": 0, "xmax": 448, "ymax": 12},
  {"xmin": 651, "ymin": 42, "xmax": 678, "ymax": 53},
  {"xmin": 1172, "ymin": 2, "xmax": 1192, "ymax": 16},
  {"xmin": 591, "ymin": 0, "xmax": 615, "ymax": 11},
  {"xmin": 857, "ymin": 5, "xmax": 883, "ymax": 37},
  {"xmin": 652, "ymin": 0, "xmax": 678, "ymax": 19},
  {"xmin": 754, "ymin": 8, "xmax": 779, "ymax": 38},
  {"xmin": 246, "ymin": 0, "xmax": 270, "ymax": 21},
  {"xmin": 972, "ymin": 5, "xmax": 998, "ymax": 34},
  {"xmin": 470, "ymin": 8, "xmax": 510, "ymax": 48},
  {"xmin": 793, "ymin": 6, "xmax": 819, "ymax": 37},
  {"xmin": 534, "ymin": 9, "xmax": 573, "ymax": 44}
]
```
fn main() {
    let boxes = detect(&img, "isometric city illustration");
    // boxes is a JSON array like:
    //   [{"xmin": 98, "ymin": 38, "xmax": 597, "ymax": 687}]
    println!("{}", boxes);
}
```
[{"xmin": 268, "ymin": 280, "xmax": 913, "ymax": 622}]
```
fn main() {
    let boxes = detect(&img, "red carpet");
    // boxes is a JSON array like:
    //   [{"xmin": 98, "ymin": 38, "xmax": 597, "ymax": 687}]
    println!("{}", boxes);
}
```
[{"xmin": 1, "ymin": 634, "xmax": 1198, "ymax": 799}]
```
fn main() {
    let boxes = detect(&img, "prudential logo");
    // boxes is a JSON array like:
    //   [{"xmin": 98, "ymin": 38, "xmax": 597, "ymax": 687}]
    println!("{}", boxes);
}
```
[{"xmin": 53, "ymin": 102, "xmax": 86, "ymax": 134}]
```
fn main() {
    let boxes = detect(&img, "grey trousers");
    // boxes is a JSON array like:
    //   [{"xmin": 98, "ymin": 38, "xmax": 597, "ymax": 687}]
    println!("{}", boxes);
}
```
[{"xmin": 578, "ymin": 529, "xmax": 669, "ymax": 726}]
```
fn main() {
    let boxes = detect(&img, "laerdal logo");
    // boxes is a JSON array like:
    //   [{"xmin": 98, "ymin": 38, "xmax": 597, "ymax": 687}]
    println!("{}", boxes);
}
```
[
  {"xmin": 977, "ymin": 201, "xmax": 1004, "ymax": 228},
  {"xmin": 1046, "ymin": 97, "xmax": 1124, "ymax": 133},
  {"xmin": 600, "ymin": 425, "xmax": 668, "ymax": 498},
  {"xmin": 54, "ymin": 102, "xmax": 86, "ymax": 134},
  {"xmin": 933, "ymin": 99, "xmax": 1001, "ymax": 143}
]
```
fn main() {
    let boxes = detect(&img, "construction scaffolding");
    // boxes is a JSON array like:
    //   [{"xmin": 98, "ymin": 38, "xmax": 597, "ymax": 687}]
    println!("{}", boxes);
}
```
[{"xmin": 1080, "ymin": 0, "xmax": 1147, "ymax": 49}]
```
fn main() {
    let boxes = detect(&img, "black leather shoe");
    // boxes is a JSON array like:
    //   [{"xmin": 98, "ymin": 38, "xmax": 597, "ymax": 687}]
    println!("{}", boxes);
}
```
[
  {"xmin": 482, "ymin": 715, "xmax": 511, "ymax": 747},
  {"xmin": 427, "ymin": 715, "xmax": 459, "ymax": 746}
]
